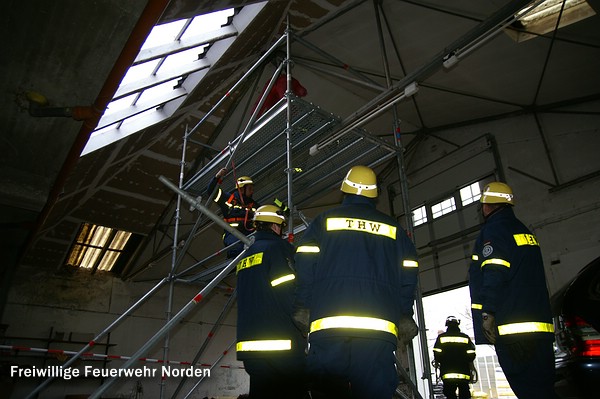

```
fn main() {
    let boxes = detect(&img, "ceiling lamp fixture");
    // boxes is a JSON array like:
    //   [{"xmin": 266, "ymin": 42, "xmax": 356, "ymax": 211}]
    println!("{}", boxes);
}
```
[{"xmin": 507, "ymin": 0, "xmax": 596, "ymax": 42}]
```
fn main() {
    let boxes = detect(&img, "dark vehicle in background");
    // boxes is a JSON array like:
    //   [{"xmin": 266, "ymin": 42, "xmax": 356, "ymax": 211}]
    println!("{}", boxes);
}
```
[{"xmin": 552, "ymin": 256, "xmax": 600, "ymax": 398}]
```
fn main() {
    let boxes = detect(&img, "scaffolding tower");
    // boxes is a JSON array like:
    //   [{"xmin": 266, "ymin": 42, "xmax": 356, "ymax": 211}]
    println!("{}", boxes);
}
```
[{"xmin": 24, "ymin": 1, "xmax": 537, "ymax": 397}]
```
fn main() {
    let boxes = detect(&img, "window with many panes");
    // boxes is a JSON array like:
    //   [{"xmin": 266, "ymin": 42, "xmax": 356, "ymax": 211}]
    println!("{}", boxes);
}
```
[
  {"xmin": 412, "ymin": 205, "xmax": 428, "ymax": 227},
  {"xmin": 66, "ymin": 223, "xmax": 136, "ymax": 273},
  {"xmin": 460, "ymin": 182, "xmax": 481, "ymax": 206},
  {"xmin": 431, "ymin": 197, "xmax": 456, "ymax": 219}
]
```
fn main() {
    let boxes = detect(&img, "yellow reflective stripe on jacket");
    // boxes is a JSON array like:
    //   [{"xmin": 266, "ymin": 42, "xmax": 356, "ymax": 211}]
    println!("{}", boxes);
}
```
[
  {"xmin": 296, "ymin": 245, "xmax": 320, "ymax": 253},
  {"xmin": 497, "ymin": 322, "xmax": 554, "ymax": 335},
  {"xmin": 403, "ymin": 260, "xmax": 418, "ymax": 268},
  {"xmin": 271, "ymin": 274, "xmax": 295, "ymax": 287},
  {"xmin": 310, "ymin": 316, "xmax": 398, "ymax": 337},
  {"xmin": 326, "ymin": 218, "xmax": 397, "ymax": 239},
  {"xmin": 467, "ymin": 349, "xmax": 476, "ymax": 354},
  {"xmin": 472, "ymin": 254, "xmax": 479, "ymax": 261},
  {"xmin": 214, "ymin": 188, "xmax": 222, "ymax": 202},
  {"xmin": 236, "ymin": 340, "xmax": 292, "ymax": 352},
  {"xmin": 440, "ymin": 336, "xmax": 469, "ymax": 344},
  {"xmin": 513, "ymin": 233, "xmax": 539, "ymax": 246},
  {"xmin": 442, "ymin": 373, "xmax": 471, "ymax": 380},
  {"xmin": 433, "ymin": 348, "xmax": 442, "ymax": 353},
  {"xmin": 471, "ymin": 303, "xmax": 483, "ymax": 310},
  {"xmin": 481, "ymin": 258, "xmax": 510, "ymax": 268},
  {"xmin": 236, "ymin": 252, "xmax": 263, "ymax": 274}
]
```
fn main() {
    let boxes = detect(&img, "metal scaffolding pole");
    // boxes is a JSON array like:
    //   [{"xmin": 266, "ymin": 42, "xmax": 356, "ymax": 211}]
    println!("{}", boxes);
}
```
[
  {"xmin": 373, "ymin": 0, "xmax": 433, "ymax": 398},
  {"xmin": 25, "ymin": 277, "xmax": 169, "ymax": 399},
  {"xmin": 284, "ymin": 21, "xmax": 295, "ymax": 239},
  {"xmin": 171, "ymin": 289, "xmax": 237, "ymax": 399},
  {"xmin": 182, "ymin": 341, "xmax": 236, "ymax": 399},
  {"xmin": 88, "ymin": 177, "xmax": 252, "ymax": 399}
]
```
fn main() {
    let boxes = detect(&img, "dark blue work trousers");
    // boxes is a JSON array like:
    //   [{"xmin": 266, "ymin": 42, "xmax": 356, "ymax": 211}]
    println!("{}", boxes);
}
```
[
  {"xmin": 495, "ymin": 337, "xmax": 558, "ymax": 399},
  {"xmin": 307, "ymin": 336, "xmax": 398, "ymax": 399}
]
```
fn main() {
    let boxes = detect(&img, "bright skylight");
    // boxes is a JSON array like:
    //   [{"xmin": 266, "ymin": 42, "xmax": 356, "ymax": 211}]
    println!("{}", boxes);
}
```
[{"xmin": 82, "ymin": 3, "xmax": 267, "ymax": 156}]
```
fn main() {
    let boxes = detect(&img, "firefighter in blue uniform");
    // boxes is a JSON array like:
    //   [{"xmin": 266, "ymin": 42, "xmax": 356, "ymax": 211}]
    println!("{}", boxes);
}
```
[
  {"xmin": 468, "ymin": 182, "xmax": 558, "ymax": 398},
  {"xmin": 206, "ymin": 168, "xmax": 259, "ymax": 258},
  {"xmin": 235, "ymin": 204, "xmax": 308, "ymax": 399},
  {"xmin": 293, "ymin": 165, "xmax": 419, "ymax": 399},
  {"xmin": 433, "ymin": 316, "xmax": 476, "ymax": 399}
]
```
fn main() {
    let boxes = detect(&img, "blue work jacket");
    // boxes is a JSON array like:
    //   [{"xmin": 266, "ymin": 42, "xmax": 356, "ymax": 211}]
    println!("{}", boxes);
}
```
[
  {"xmin": 469, "ymin": 206, "xmax": 554, "ymax": 344},
  {"xmin": 294, "ymin": 195, "xmax": 419, "ymax": 344},
  {"xmin": 236, "ymin": 230, "xmax": 305, "ymax": 360},
  {"xmin": 433, "ymin": 327, "xmax": 476, "ymax": 381}
]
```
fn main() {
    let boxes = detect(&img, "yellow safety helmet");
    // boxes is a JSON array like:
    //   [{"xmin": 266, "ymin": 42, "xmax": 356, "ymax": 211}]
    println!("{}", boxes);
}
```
[
  {"xmin": 236, "ymin": 176, "xmax": 254, "ymax": 188},
  {"xmin": 253, "ymin": 205, "xmax": 286, "ymax": 225},
  {"xmin": 340, "ymin": 165, "xmax": 378, "ymax": 198},
  {"xmin": 480, "ymin": 182, "xmax": 514, "ymax": 205}
]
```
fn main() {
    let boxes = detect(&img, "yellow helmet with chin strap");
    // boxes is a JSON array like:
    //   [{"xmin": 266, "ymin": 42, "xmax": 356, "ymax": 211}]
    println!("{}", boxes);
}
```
[
  {"xmin": 236, "ymin": 176, "xmax": 254, "ymax": 188},
  {"xmin": 253, "ymin": 205, "xmax": 286, "ymax": 225},
  {"xmin": 340, "ymin": 165, "xmax": 378, "ymax": 198},
  {"xmin": 480, "ymin": 182, "xmax": 514, "ymax": 205}
]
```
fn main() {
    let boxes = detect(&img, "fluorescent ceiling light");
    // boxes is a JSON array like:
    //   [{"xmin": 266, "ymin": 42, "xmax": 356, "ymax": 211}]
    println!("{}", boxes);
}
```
[{"xmin": 507, "ymin": 0, "xmax": 596, "ymax": 42}]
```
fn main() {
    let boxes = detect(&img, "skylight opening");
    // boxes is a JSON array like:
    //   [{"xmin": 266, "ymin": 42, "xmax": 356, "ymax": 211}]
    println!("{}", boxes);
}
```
[
  {"xmin": 82, "ymin": 3, "xmax": 267, "ymax": 156},
  {"xmin": 507, "ymin": 0, "xmax": 596, "ymax": 42}
]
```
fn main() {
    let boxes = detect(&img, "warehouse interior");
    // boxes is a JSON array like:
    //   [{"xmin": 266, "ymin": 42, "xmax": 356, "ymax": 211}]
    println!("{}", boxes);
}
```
[{"xmin": 2, "ymin": 0, "xmax": 600, "ymax": 398}]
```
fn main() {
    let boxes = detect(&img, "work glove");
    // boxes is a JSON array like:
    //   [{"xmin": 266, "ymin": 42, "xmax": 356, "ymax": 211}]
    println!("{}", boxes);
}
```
[
  {"xmin": 397, "ymin": 317, "xmax": 418, "ymax": 346},
  {"xmin": 216, "ymin": 168, "xmax": 227, "ymax": 179},
  {"xmin": 273, "ymin": 198, "xmax": 290, "ymax": 217},
  {"xmin": 482, "ymin": 313, "xmax": 497, "ymax": 344},
  {"xmin": 292, "ymin": 307, "xmax": 310, "ymax": 337}
]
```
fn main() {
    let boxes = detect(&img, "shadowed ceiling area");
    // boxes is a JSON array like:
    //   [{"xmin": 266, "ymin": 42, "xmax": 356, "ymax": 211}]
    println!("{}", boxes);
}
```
[{"xmin": 2, "ymin": 0, "xmax": 600, "ymax": 294}]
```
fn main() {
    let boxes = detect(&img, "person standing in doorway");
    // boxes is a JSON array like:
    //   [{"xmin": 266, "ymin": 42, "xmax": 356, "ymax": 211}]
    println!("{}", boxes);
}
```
[{"xmin": 433, "ymin": 316, "xmax": 476, "ymax": 399}]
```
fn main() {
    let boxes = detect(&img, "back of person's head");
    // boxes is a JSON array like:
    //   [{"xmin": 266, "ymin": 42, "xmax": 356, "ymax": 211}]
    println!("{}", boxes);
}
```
[
  {"xmin": 253, "ymin": 204, "xmax": 286, "ymax": 231},
  {"xmin": 480, "ymin": 181, "xmax": 514, "ymax": 206},
  {"xmin": 340, "ymin": 165, "xmax": 378, "ymax": 198},
  {"xmin": 445, "ymin": 316, "xmax": 461, "ymax": 330}
]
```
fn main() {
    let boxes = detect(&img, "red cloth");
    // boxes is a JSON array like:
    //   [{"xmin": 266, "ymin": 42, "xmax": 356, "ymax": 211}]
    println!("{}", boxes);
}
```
[{"xmin": 254, "ymin": 75, "xmax": 307, "ymax": 117}]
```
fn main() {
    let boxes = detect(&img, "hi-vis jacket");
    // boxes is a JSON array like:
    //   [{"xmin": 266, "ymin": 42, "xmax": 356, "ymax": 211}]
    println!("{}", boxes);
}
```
[
  {"xmin": 206, "ymin": 177, "xmax": 258, "ymax": 237},
  {"xmin": 469, "ymin": 206, "xmax": 554, "ymax": 345},
  {"xmin": 236, "ymin": 230, "xmax": 305, "ymax": 360},
  {"xmin": 433, "ymin": 327, "xmax": 476, "ymax": 381},
  {"xmin": 294, "ymin": 195, "xmax": 419, "ymax": 344}
]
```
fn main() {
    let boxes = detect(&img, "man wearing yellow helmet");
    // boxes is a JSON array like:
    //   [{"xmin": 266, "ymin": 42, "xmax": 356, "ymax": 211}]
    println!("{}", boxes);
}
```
[
  {"xmin": 235, "ymin": 205, "xmax": 307, "ymax": 398},
  {"xmin": 293, "ymin": 165, "xmax": 419, "ymax": 399},
  {"xmin": 206, "ymin": 168, "xmax": 259, "ymax": 258},
  {"xmin": 468, "ymin": 182, "xmax": 557, "ymax": 398}
]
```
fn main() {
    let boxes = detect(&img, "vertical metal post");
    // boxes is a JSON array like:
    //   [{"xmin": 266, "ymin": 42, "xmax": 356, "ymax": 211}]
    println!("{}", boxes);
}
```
[
  {"xmin": 285, "ymin": 18, "xmax": 294, "ymax": 239},
  {"xmin": 160, "ymin": 125, "xmax": 189, "ymax": 398},
  {"xmin": 372, "ymin": 2, "xmax": 433, "ymax": 397}
]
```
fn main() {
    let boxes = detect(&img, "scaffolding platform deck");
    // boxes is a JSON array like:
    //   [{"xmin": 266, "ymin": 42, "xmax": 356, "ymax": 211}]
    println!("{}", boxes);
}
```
[{"xmin": 183, "ymin": 95, "xmax": 398, "ymax": 208}]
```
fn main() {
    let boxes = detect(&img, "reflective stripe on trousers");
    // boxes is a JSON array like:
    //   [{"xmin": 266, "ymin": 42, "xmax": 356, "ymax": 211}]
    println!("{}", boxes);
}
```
[{"xmin": 310, "ymin": 315, "xmax": 398, "ymax": 337}]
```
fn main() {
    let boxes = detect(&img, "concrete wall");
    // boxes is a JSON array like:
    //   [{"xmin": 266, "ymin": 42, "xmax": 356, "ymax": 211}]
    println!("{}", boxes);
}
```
[
  {"xmin": 1, "ymin": 264, "xmax": 248, "ymax": 399},
  {"xmin": 392, "ymin": 100, "xmax": 600, "ymax": 295}
]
